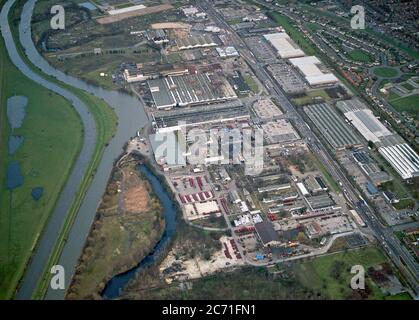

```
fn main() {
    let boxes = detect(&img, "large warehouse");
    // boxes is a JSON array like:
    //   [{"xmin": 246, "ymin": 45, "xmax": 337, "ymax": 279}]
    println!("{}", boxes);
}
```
[
  {"xmin": 289, "ymin": 56, "xmax": 338, "ymax": 86},
  {"xmin": 148, "ymin": 73, "xmax": 237, "ymax": 109},
  {"xmin": 304, "ymin": 103, "xmax": 361, "ymax": 150},
  {"xmin": 263, "ymin": 32, "xmax": 305, "ymax": 59},
  {"xmin": 378, "ymin": 143, "xmax": 419, "ymax": 180},
  {"xmin": 176, "ymin": 35, "xmax": 217, "ymax": 50},
  {"xmin": 337, "ymin": 99, "xmax": 392, "ymax": 143}
]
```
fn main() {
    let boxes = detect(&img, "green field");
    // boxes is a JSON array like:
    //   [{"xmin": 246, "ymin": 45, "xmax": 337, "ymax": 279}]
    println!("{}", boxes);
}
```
[
  {"xmin": 373, "ymin": 67, "xmax": 399, "ymax": 78},
  {"xmin": 347, "ymin": 49, "xmax": 374, "ymax": 63},
  {"xmin": 292, "ymin": 89, "xmax": 332, "ymax": 106},
  {"xmin": 243, "ymin": 74, "xmax": 259, "ymax": 94},
  {"xmin": 0, "ymin": 0, "xmax": 118, "ymax": 299},
  {"xmin": 294, "ymin": 246, "xmax": 389, "ymax": 299},
  {"xmin": 389, "ymin": 94, "xmax": 419, "ymax": 115},
  {"xmin": 0, "ymin": 32, "xmax": 83, "ymax": 299},
  {"xmin": 268, "ymin": 11, "xmax": 317, "ymax": 56}
]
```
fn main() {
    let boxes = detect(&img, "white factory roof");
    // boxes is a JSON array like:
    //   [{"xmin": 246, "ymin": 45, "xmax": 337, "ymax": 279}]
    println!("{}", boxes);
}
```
[
  {"xmin": 342, "ymin": 109, "xmax": 392, "ymax": 143},
  {"xmin": 378, "ymin": 143, "xmax": 419, "ymax": 180},
  {"xmin": 297, "ymin": 182, "xmax": 309, "ymax": 196},
  {"xmin": 263, "ymin": 32, "xmax": 305, "ymax": 59},
  {"xmin": 289, "ymin": 56, "xmax": 338, "ymax": 86},
  {"xmin": 108, "ymin": 4, "xmax": 146, "ymax": 15}
]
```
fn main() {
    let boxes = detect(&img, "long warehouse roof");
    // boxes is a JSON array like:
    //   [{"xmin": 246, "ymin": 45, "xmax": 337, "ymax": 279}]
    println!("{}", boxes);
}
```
[
  {"xmin": 289, "ymin": 56, "xmax": 338, "ymax": 86},
  {"xmin": 263, "ymin": 32, "xmax": 305, "ymax": 59},
  {"xmin": 378, "ymin": 143, "xmax": 419, "ymax": 180}
]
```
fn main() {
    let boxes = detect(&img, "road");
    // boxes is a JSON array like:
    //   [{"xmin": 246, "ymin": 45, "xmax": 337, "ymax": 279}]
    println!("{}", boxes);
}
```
[{"xmin": 202, "ymin": 0, "xmax": 419, "ymax": 296}]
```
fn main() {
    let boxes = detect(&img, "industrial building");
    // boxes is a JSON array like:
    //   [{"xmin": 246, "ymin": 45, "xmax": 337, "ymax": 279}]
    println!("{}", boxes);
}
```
[
  {"xmin": 149, "ymin": 131, "xmax": 187, "ymax": 170},
  {"xmin": 261, "ymin": 120, "xmax": 300, "ymax": 145},
  {"xmin": 306, "ymin": 194, "xmax": 335, "ymax": 211},
  {"xmin": 263, "ymin": 32, "xmax": 305, "ymax": 59},
  {"xmin": 216, "ymin": 46, "xmax": 239, "ymax": 58},
  {"xmin": 337, "ymin": 99, "xmax": 392, "ymax": 144},
  {"xmin": 152, "ymin": 101, "xmax": 249, "ymax": 133},
  {"xmin": 108, "ymin": 4, "xmax": 146, "ymax": 15},
  {"xmin": 148, "ymin": 73, "xmax": 237, "ymax": 109},
  {"xmin": 378, "ymin": 143, "xmax": 419, "ymax": 180},
  {"xmin": 252, "ymin": 98, "xmax": 283, "ymax": 120},
  {"xmin": 254, "ymin": 221, "xmax": 281, "ymax": 247},
  {"xmin": 352, "ymin": 151, "xmax": 391, "ymax": 185},
  {"xmin": 267, "ymin": 62, "xmax": 308, "ymax": 94},
  {"xmin": 289, "ymin": 56, "xmax": 338, "ymax": 86},
  {"xmin": 176, "ymin": 35, "xmax": 217, "ymax": 50},
  {"xmin": 304, "ymin": 103, "xmax": 362, "ymax": 150}
]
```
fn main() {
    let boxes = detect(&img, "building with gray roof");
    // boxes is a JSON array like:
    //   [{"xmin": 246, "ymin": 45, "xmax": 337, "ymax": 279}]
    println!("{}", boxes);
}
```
[{"xmin": 148, "ymin": 73, "xmax": 237, "ymax": 109}]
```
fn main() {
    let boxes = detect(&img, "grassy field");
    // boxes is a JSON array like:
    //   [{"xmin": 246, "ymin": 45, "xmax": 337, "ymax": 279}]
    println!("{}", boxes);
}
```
[
  {"xmin": 389, "ymin": 94, "xmax": 419, "ymax": 115},
  {"xmin": 374, "ymin": 67, "xmax": 399, "ymax": 78},
  {"xmin": 268, "ymin": 11, "xmax": 317, "ymax": 56},
  {"xmin": 292, "ymin": 89, "xmax": 332, "ymax": 106},
  {"xmin": 242, "ymin": 74, "xmax": 259, "ymax": 94},
  {"xmin": 347, "ymin": 49, "xmax": 373, "ymax": 63},
  {"xmin": 0, "ymin": 30, "xmax": 83, "ymax": 299},
  {"xmin": 294, "ymin": 246, "xmax": 388, "ymax": 299},
  {"xmin": 3, "ymin": 0, "xmax": 118, "ymax": 299}
]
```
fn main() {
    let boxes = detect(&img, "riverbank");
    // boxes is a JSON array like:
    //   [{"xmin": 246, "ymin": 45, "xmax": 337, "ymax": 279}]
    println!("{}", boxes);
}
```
[
  {"xmin": 66, "ymin": 153, "xmax": 165, "ymax": 299},
  {"xmin": 1, "ymin": 0, "xmax": 119, "ymax": 300},
  {"xmin": 0, "ymin": 16, "xmax": 83, "ymax": 299}
]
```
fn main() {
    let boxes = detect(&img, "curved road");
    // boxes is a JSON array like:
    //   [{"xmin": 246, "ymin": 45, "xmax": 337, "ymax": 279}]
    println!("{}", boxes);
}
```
[{"xmin": 1, "ymin": 0, "xmax": 148, "ymax": 300}]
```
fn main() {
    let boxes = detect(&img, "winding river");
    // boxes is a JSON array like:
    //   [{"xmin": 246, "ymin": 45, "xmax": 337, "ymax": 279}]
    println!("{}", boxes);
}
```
[{"xmin": 1, "ymin": 0, "xmax": 148, "ymax": 299}]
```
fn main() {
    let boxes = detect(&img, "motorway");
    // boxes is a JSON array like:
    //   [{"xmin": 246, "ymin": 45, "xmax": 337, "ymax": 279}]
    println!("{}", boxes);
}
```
[{"xmin": 201, "ymin": 0, "xmax": 419, "ymax": 296}]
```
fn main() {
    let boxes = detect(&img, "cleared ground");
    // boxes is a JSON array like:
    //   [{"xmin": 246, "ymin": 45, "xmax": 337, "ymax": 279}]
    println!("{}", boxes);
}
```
[
  {"xmin": 122, "ymin": 246, "xmax": 407, "ymax": 300},
  {"xmin": 67, "ymin": 159, "xmax": 164, "ymax": 299}
]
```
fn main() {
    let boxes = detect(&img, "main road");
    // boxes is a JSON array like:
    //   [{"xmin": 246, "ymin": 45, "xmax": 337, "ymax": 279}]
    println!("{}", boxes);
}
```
[
  {"xmin": 202, "ymin": 0, "xmax": 419, "ymax": 296},
  {"xmin": 1, "ymin": 0, "xmax": 148, "ymax": 299}
]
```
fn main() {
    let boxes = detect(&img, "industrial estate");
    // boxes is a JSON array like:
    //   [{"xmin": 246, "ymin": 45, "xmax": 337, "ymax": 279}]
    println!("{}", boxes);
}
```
[{"xmin": 0, "ymin": 0, "xmax": 418, "ymax": 302}]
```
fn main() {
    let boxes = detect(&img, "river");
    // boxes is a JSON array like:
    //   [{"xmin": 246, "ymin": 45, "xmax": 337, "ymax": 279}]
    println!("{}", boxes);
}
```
[
  {"xmin": 1, "ymin": 0, "xmax": 148, "ymax": 300},
  {"xmin": 102, "ymin": 164, "xmax": 177, "ymax": 299}
]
